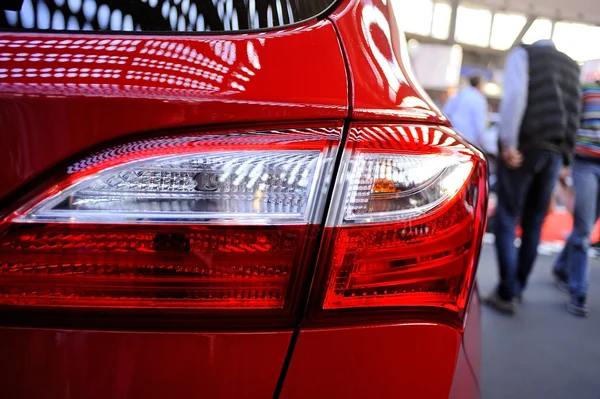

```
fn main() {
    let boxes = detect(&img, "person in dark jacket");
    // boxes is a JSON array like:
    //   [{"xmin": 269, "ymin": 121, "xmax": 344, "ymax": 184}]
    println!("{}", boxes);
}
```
[{"xmin": 486, "ymin": 40, "xmax": 581, "ymax": 314}]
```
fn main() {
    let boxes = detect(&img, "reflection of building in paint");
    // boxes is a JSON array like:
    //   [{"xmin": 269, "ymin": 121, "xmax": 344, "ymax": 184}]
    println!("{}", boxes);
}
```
[
  {"xmin": 1, "ymin": 0, "xmax": 333, "ymax": 32},
  {"xmin": 0, "ymin": 36, "xmax": 263, "ymax": 99},
  {"xmin": 354, "ymin": 125, "xmax": 467, "ymax": 153}
]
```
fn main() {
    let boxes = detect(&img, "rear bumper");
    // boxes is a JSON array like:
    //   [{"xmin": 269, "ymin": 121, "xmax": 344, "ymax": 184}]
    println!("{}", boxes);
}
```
[
  {"xmin": 281, "ymin": 323, "xmax": 472, "ymax": 398},
  {"xmin": 0, "ymin": 327, "xmax": 292, "ymax": 399},
  {"xmin": 0, "ymin": 322, "xmax": 478, "ymax": 398}
]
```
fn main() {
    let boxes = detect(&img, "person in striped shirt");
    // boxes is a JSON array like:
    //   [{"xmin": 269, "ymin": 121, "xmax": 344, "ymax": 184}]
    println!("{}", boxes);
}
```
[{"xmin": 552, "ymin": 82, "xmax": 600, "ymax": 316}]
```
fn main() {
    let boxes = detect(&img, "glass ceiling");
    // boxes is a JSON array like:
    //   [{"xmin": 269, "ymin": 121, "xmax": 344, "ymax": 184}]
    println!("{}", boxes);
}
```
[{"xmin": 397, "ymin": 0, "xmax": 600, "ymax": 61}]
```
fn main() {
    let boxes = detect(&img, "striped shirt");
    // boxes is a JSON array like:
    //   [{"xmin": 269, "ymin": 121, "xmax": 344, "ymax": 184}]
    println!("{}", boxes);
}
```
[{"xmin": 576, "ymin": 83, "xmax": 600, "ymax": 159}]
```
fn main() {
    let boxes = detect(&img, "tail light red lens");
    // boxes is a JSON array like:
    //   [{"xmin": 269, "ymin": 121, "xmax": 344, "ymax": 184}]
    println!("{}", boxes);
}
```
[
  {"xmin": 0, "ymin": 125, "xmax": 341, "ymax": 326},
  {"xmin": 0, "ymin": 224, "xmax": 315, "ymax": 310},
  {"xmin": 307, "ymin": 124, "xmax": 487, "ymax": 328}
]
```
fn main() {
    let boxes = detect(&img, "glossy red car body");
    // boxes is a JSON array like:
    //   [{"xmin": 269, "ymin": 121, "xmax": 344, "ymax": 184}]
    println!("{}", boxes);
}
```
[{"xmin": 0, "ymin": 0, "xmax": 482, "ymax": 397}]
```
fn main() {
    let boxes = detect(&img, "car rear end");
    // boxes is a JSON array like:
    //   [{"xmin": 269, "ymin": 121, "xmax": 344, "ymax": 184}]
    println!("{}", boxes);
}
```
[{"xmin": 0, "ymin": 0, "xmax": 485, "ymax": 398}]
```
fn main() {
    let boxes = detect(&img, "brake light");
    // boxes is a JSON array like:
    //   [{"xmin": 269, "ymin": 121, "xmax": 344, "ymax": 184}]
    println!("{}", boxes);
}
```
[
  {"xmin": 307, "ymin": 124, "xmax": 487, "ymax": 328},
  {"xmin": 0, "ymin": 125, "xmax": 341, "ymax": 327}
]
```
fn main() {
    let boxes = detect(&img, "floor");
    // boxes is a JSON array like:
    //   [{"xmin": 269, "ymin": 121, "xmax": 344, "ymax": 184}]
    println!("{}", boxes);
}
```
[{"xmin": 477, "ymin": 245, "xmax": 600, "ymax": 399}]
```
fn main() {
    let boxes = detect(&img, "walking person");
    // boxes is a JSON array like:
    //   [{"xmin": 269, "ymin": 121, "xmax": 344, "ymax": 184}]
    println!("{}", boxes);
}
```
[
  {"xmin": 443, "ymin": 75, "xmax": 488, "ymax": 149},
  {"xmin": 552, "ymin": 81, "xmax": 600, "ymax": 317},
  {"xmin": 485, "ymin": 40, "xmax": 581, "ymax": 314}
]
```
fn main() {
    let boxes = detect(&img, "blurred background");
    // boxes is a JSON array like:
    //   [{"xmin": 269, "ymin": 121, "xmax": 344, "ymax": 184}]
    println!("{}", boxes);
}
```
[
  {"xmin": 398, "ymin": 1, "xmax": 600, "ymax": 398},
  {"xmin": 398, "ymin": 0, "xmax": 600, "ymax": 108}
]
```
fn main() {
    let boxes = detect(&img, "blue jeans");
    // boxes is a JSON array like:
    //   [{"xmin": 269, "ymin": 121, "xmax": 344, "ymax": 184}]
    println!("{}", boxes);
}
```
[
  {"xmin": 494, "ymin": 150, "xmax": 562, "ymax": 300},
  {"xmin": 553, "ymin": 158, "xmax": 600, "ymax": 298}
]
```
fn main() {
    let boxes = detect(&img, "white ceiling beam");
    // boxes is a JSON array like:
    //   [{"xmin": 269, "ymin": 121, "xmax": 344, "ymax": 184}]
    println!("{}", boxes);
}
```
[
  {"xmin": 510, "ymin": 16, "xmax": 536, "ymax": 48},
  {"xmin": 447, "ymin": 0, "xmax": 459, "ymax": 44}
]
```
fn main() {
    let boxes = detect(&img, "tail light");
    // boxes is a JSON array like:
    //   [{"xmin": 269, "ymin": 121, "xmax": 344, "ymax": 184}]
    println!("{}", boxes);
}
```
[
  {"xmin": 0, "ymin": 125, "xmax": 341, "ymax": 328},
  {"xmin": 306, "ymin": 124, "xmax": 487, "ymax": 329},
  {"xmin": 0, "ymin": 123, "xmax": 486, "ymax": 329}
]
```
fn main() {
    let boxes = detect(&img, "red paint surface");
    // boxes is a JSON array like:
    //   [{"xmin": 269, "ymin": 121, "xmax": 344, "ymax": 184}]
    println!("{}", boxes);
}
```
[
  {"xmin": 280, "ymin": 323, "xmax": 461, "ymax": 398},
  {"xmin": 329, "ymin": 0, "xmax": 447, "ymax": 123},
  {"xmin": 0, "ymin": 20, "xmax": 348, "ymax": 199},
  {"xmin": 463, "ymin": 287, "xmax": 482, "ymax": 385},
  {"xmin": 0, "ymin": 327, "xmax": 292, "ymax": 399},
  {"xmin": 449, "ymin": 345, "xmax": 479, "ymax": 399}
]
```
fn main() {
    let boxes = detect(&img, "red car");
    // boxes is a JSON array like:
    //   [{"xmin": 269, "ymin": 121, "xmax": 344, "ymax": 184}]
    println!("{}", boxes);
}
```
[{"xmin": 0, "ymin": 0, "xmax": 486, "ymax": 398}]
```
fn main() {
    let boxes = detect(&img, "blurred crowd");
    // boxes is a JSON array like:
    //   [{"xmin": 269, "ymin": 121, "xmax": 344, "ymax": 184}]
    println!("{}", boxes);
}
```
[{"xmin": 444, "ymin": 40, "xmax": 600, "ymax": 317}]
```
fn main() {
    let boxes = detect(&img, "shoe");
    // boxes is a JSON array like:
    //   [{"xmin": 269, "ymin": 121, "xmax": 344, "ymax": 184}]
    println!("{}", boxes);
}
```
[
  {"xmin": 553, "ymin": 271, "xmax": 570, "ymax": 293},
  {"xmin": 567, "ymin": 296, "xmax": 589, "ymax": 317},
  {"xmin": 484, "ymin": 292, "xmax": 516, "ymax": 314},
  {"xmin": 514, "ymin": 294, "xmax": 523, "ymax": 304}
]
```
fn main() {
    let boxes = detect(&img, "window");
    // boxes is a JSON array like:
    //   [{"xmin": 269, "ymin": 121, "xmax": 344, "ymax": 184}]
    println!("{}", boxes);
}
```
[
  {"xmin": 489, "ymin": 12, "xmax": 526, "ymax": 50},
  {"xmin": 431, "ymin": 2, "xmax": 451, "ymax": 40},
  {"xmin": 454, "ymin": 6, "xmax": 492, "ymax": 47},
  {"xmin": 553, "ymin": 22, "xmax": 600, "ymax": 61},
  {"xmin": 1, "ymin": 0, "xmax": 336, "ymax": 32},
  {"xmin": 522, "ymin": 18, "xmax": 552, "ymax": 45},
  {"xmin": 397, "ymin": 0, "xmax": 434, "ymax": 37}
]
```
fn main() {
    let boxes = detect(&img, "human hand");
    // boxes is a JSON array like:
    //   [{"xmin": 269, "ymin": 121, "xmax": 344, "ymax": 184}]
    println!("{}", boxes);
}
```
[
  {"xmin": 502, "ymin": 147, "xmax": 523, "ymax": 168},
  {"xmin": 558, "ymin": 166, "xmax": 572, "ymax": 189}
]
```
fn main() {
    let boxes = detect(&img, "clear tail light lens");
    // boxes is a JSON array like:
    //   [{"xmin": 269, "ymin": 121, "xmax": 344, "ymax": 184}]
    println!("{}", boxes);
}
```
[
  {"xmin": 18, "ymin": 150, "xmax": 326, "ymax": 224},
  {"xmin": 337, "ymin": 152, "xmax": 474, "ymax": 223},
  {"xmin": 0, "ymin": 125, "xmax": 341, "ymax": 326},
  {"xmin": 308, "ymin": 124, "xmax": 487, "ymax": 328}
]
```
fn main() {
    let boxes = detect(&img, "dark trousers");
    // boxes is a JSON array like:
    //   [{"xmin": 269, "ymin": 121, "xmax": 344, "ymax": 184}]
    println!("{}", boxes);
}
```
[{"xmin": 494, "ymin": 150, "xmax": 562, "ymax": 300}]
